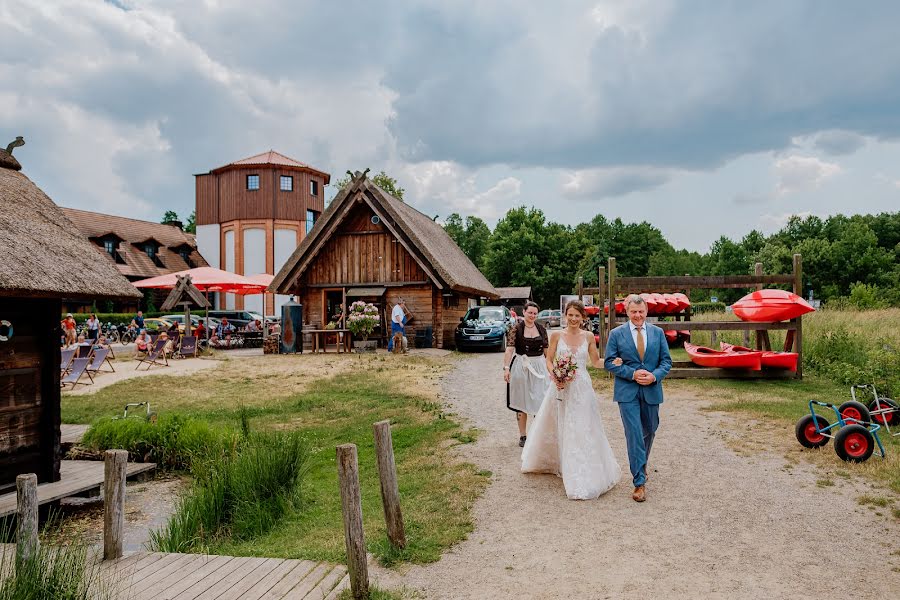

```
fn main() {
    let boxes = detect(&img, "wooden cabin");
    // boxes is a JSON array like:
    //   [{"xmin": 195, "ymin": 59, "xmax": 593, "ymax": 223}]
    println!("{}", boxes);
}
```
[
  {"xmin": 496, "ymin": 287, "xmax": 533, "ymax": 315},
  {"xmin": 0, "ymin": 143, "xmax": 141, "ymax": 492},
  {"xmin": 271, "ymin": 171, "xmax": 498, "ymax": 349}
]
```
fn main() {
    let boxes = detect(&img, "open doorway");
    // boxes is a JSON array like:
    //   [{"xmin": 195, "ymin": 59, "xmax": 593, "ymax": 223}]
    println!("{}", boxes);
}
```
[{"xmin": 323, "ymin": 289, "xmax": 345, "ymax": 327}]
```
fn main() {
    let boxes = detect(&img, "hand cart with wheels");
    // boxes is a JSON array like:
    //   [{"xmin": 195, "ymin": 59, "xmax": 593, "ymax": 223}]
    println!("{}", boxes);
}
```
[
  {"xmin": 850, "ymin": 384, "xmax": 899, "ymax": 436},
  {"xmin": 795, "ymin": 400, "xmax": 886, "ymax": 463}
]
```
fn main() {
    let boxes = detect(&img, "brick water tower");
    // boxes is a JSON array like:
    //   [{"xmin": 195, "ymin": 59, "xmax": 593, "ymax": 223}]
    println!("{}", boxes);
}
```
[{"xmin": 194, "ymin": 151, "xmax": 331, "ymax": 315}]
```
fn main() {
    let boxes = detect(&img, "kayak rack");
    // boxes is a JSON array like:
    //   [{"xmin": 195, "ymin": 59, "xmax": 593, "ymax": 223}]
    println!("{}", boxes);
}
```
[{"xmin": 583, "ymin": 254, "xmax": 805, "ymax": 380}]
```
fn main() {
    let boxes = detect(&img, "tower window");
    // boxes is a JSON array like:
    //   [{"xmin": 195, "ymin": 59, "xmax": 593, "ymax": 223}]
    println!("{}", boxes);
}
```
[
  {"xmin": 247, "ymin": 174, "xmax": 260, "ymax": 190},
  {"xmin": 104, "ymin": 239, "xmax": 116, "ymax": 255},
  {"xmin": 280, "ymin": 175, "xmax": 293, "ymax": 191},
  {"xmin": 306, "ymin": 209, "xmax": 318, "ymax": 234},
  {"xmin": 310, "ymin": 180, "xmax": 318, "ymax": 196}
]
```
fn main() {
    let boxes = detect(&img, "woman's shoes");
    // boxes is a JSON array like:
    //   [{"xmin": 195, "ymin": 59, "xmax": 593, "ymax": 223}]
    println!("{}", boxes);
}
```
[{"xmin": 519, "ymin": 435, "xmax": 527, "ymax": 447}]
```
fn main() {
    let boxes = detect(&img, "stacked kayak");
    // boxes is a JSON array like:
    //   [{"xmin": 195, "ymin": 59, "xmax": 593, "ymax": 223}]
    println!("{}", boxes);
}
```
[
  {"xmin": 720, "ymin": 342, "xmax": 799, "ymax": 371},
  {"xmin": 731, "ymin": 289, "xmax": 815, "ymax": 322},
  {"xmin": 605, "ymin": 292, "xmax": 691, "ymax": 316},
  {"xmin": 664, "ymin": 330, "xmax": 692, "ymax": 345},
  {"xmin": 684, "ymin": 342, "xmax": 762, "ymax": 370}
]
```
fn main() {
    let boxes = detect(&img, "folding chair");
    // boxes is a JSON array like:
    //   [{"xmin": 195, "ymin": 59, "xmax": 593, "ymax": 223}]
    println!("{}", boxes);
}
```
[
  {"xmin": 135, "ymin": 339, "xmax": 169, "ymax": 371},
  {"xmin": 178, "ymin": 336, "xmax": 198, "ymax": 358},
  {"xmin": 76, "ymin": 344, "xmax": 94, "ymax": 360},
  {"xmin": 61, "ymin": 358, "xmax": 93, "ymax": 388},
  {"xmin": 60, "ymin": 348, "xmax": 76, "ymax": 375},
  {"xmin": 87, "ymin": 347, "xmax": 115, "ymax": 374}
]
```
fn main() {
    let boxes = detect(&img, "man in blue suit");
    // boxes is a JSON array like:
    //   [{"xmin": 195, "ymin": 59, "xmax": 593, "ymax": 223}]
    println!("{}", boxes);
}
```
[{"xmin": 604, "ymin": 294, "xmax": 672, "ymax": 502}]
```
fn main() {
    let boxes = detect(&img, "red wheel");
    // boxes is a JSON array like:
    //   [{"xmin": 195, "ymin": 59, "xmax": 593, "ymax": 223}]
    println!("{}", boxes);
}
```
[
  {"xmin": 834, "ymin": 424, "xmax": 874, "ymax": 462},
  {"xmin": 795, "ymin": 414, "xmax": 830, "ymax": 448},
  {"xmin": 837, "ymin": 401, "xmax": 870, "ymax": 425},
  {"xmin": 868, "ymin": 398, "xmax": 899, "ymax": 426}
]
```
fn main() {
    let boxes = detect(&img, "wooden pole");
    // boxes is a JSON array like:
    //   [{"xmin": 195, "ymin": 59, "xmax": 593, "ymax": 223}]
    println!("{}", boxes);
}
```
[
  {"xmin": 577, "ymin": 276, "xmax": 583, "ymax": 299},
  {"xmin": 793, "ymin": 253, "xmax": 804, "ymax": 379},
  {"xmin": 103, "ymin": 449, "xmax": 128, "ymax": 560},
  {"xmin": 598, "ymin": 266, "xmax": 607, "ymax": 353},
  {"xmin": 754, "ymin": 262, "xmax": 772, "ymax": 351},
  {"xmin": 16, "ymin": 473, "xmax": 38, "ymax": 562},
  {"xmin": 373, "ymin": 421, "xmax": 406, "ymax": 549},
  {"xmin": 337, "ymin": 444, "xmax": 369, "ymax": 599},
  {"xmin": 607, "ymin": 258, "xmax": 617, "ymax": 342}
]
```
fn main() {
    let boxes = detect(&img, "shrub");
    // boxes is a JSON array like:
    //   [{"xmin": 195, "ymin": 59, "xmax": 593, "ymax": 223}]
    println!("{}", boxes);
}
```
[
  {"xmin": 81, "ymin": 415, "xmax": 232, "ymax": 471},
  {"xmin": 691, "ymin": 301, "xmax": 727, "ymax": 314},
  {"xmin": 848, "ymin": 282, "xmax": 888, "ymax": 310},
  {"xmin": 346, "ymin": 301, "xmax": 379, "ymax": 339},
  {"xmin": 148, "ymin": 430, "xmax": 308, "ymax": 552},
  {"xmin": 804, "ymin": 323, "xmax": 900, "ymax": 396}
]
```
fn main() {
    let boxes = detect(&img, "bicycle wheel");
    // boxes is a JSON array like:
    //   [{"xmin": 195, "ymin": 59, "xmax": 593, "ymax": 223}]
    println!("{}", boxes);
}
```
[{"xmin": 107, "ymin": 329, "xmax": 120, "ymax": 345}]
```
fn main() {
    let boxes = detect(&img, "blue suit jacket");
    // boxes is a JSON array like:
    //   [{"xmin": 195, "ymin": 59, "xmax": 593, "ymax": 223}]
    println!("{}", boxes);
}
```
[{"xmin": 603, "ymin": 322, "xmax": 672, "ymax": 404}]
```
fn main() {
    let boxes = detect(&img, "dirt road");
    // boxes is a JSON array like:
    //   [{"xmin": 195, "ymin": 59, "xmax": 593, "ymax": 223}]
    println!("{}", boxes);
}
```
[{"xmin": 374, "ymin": 353, "xmax": 899, "ymax": 599}]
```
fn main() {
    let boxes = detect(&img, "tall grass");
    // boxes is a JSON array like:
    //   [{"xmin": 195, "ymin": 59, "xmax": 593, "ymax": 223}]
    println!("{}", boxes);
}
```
[
  {"xmin": 0, "ymin": 520, "xmax": 118, "ymax": 600},
  {"xmin": 148, "ymin": 429, "xmax": 308, "ymax": 552}
]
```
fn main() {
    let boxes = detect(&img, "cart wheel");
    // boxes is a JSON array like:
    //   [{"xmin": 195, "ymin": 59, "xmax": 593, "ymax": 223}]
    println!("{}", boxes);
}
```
[
  {"xmin": 834, "ymin": 424, "xmax": 875, "ymax": 462},
  {"xmin": 837, "ymin": 401, "xmax": 871, "ymax": 425},
  {"xmin": 868, "ymin": 398, "xmax": 899, "ymax": 426},
  {"xmin": 795, "ymin": 414, "xmax": 830, "ymax": 448}
]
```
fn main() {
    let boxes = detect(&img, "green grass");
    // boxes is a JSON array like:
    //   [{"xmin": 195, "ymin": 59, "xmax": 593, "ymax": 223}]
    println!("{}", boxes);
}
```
[
  {"xmin": 337, "ymin": 585, "xmax": 407, "ymax": 600},
  {"xmin": 63, "ymin": 355, "xmax": 487, "ymax": 565}
]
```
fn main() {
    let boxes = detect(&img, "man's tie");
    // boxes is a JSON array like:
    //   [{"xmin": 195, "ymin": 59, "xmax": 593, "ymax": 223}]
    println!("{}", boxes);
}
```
[{"xmin": 636, "ymin": 326, "xmax": 645, "ymax": 361}]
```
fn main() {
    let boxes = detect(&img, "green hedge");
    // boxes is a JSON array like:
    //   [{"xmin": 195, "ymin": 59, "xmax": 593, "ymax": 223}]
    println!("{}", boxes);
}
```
[
  {"xmin": 690, "ymin": 301, "xmax": 727, "ymax": 313},
  {"xmin": 64, "ymin": 311, "xmax": 211, "ymax": 324}
]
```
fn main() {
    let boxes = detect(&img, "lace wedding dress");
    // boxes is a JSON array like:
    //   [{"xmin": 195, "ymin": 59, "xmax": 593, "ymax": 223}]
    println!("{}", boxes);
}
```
[{"xmin": 521, "ymin": 336, "xmax": 621, "ymax": 499}]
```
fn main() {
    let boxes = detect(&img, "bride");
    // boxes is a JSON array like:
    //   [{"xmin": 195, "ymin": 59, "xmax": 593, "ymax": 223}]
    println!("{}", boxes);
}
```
[{"xmin": 521, "ymin": 299, "xmax": 621, "ymax": 500}]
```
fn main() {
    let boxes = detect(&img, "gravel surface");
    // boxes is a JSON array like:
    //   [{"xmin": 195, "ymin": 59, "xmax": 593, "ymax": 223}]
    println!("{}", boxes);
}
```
[{"xmin": 373, "ymin": 352, "xmax": 900, "ymax": 599}]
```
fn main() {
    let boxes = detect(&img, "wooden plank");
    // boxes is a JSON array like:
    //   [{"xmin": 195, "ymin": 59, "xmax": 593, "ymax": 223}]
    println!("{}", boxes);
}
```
[
  {"xmin": 60, "ymin": 424, "xmax": 89, "ymax": 445},
  {"xmin": 305, "ymin": 565, "xmax": 348, "ymax": 600},
  {"xmin": 614, "ymin": 274, "xmax": 794, "ymax": 290},
  {"xmin": 129, "ymin": 553, "xmax": 206, "ymax": 596},
  {"xmin": 324, "ymin": 574, "xmax": 350, "ymax": 600},
  {"xmin": 0, "ymin": 460, "xmax": 156, "ymax": 517},
  {"xmin": 193, "ymin": 557, "xmax": 281, "ymax": 600},
  {"xmin": 649, "ymin": 321, "xmax": 797, "ymax": 331},
  {"xmin": 170, "ymin": 556, "xmax": 259, "ymax": 600},
  {"xmin": 147, "ymin": 554, "xmax": 236, "ymax": 600},
  {"xmin": 239, "ymin": 559, "xmax": 318, "ymax": 600},
  {"xmin": 666, "ymin": 367, "xmax": 796, "ymax": 379},
  {"xmin": 259, "ymin": 563, "xmax": 329, "ymax": 600},
  {"xmin": 279, "ymin": 563, "xmax": 332, "ymax": 600}
]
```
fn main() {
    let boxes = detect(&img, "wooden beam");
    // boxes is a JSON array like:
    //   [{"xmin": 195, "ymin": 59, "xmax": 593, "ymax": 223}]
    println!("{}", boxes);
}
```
[
  {"xmin": 607, "ymin": 258, "xmax": 616, "ymax": 344},
  {"xmin": 640, "ymin": 321, "xmax": 798, "ymax": 331},
  {"xmin": 793, "ymin": 253, "xmax": 804, "ymax": 379},
  {"xmin": 307, "ymin": 281, "xmax": 429, "ymax": 288},
  {"xmin": 614, "ymin": 274, "xmax": 794, "ymax": 291},
  {"xmin": 598, "ymin": 266, "xmax": 607, "ymax": 352},
  {"xmin": 665, "ymin": 367, "xmax": 797, "ymax": 379}
]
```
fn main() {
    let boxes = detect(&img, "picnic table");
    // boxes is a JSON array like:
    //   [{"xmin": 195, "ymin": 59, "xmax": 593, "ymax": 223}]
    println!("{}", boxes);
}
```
[{"xmin": 308, "ymin": 329, "xmax": 352, "ymax": 353}]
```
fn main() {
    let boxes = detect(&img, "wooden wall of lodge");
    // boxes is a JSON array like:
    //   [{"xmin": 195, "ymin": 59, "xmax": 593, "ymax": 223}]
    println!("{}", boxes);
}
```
[
  {"xmin": 0, "ymin": 297, "xmax": 61, "ymax": 490},
  {"xmin": 195, "ymin": 166, "xmax": 327, "ymax": 225}
]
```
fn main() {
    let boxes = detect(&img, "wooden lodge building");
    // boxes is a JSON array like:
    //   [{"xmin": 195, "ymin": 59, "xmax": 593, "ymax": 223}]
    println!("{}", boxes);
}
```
[
  {"xmin": 271, "ymin": 171, "xmax": 498, "ymax": 349},
  {"xmin": 0, "ymin": 142, "xmax": 140, "ymax": 491},
  {"xmin": 61, "ymin": 207, "xmax": 209, "ymax": 312}
]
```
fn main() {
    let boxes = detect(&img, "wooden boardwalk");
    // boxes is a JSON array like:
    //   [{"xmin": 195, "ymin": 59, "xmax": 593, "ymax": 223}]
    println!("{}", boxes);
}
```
[
  {"xmin": 0, "ymin": 459, "xmax": 156, "ymax": 518},
  {"xmin": 104, "ymin": 552, "xmax": 349, "ymax": 600},
  {"xmin": 61, "ymin": 423, "xmax": 90, "ymax": 445}
]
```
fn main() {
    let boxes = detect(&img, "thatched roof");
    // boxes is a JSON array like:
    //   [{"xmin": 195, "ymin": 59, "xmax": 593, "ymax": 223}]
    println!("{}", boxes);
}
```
[
  {"xmin": 0, "ymin": 149, "xmax": 141, "ymax": 300},
  {"xmin": 271, "ymin": 174, "xmax": 498, "ymax": 299},
  {"xmin": 62, "ymin": 208, "xmax": 208, "ymax": 280},
  {"xmin": 496, "ymin": 287, "xmax": 532, "ymax": 300}
]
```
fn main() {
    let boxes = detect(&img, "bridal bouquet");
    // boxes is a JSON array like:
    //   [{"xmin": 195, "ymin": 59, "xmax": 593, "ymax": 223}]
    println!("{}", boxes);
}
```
[{"xmin": 552, "ymin": 351, "xmax": 578, "ymax": 401}]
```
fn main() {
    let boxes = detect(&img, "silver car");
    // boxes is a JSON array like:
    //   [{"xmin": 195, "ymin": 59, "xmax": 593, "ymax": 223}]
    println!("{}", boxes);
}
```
[{"xmin": 536, "ymin": 309, "xmax": 561, "ymax": 328}]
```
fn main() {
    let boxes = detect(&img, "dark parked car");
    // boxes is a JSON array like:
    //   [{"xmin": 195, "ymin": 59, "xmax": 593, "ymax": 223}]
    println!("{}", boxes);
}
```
[
  {"xmin": 454, "ymin": 306, "xmax": 514, "ymax": 352},
  {"xmin": 536, "ymin": 309, "xmax": 561, "ymax": 329}
]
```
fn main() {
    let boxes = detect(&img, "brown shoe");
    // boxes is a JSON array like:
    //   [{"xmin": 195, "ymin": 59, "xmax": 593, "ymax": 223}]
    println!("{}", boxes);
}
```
[{"xmin": 632, "ymin": 485, "xmax": 646, "ymax": 502}]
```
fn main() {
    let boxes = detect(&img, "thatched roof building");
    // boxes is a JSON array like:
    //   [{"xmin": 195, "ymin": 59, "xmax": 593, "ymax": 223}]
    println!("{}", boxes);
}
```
[{"xmin": 271, "ymin": 171, "xmax": 497, "ymax": 349}]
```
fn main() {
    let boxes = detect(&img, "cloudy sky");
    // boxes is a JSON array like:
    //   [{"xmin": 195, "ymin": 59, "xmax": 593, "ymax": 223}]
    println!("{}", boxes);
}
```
[{"xmin": 2, "ymin": 0, "xmax": 899, "ymax": 252}]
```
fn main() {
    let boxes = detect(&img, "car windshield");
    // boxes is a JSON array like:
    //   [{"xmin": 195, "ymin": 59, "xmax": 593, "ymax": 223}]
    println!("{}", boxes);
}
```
[{"xmin": 464, "ymin": 307, "xmax": 506, "ymax": 322}]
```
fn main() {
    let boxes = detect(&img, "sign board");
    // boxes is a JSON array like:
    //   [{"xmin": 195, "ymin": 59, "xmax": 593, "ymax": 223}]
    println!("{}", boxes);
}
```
[{"xmin": 710, "ymin": 295, "xmax": 718, "ymax": 303}]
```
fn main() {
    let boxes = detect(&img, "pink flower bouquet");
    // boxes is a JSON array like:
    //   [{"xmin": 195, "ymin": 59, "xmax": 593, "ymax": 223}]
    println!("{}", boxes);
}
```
[{"xmin": 552, "ymin": 351, "xmax": 578, "ymax": 400}]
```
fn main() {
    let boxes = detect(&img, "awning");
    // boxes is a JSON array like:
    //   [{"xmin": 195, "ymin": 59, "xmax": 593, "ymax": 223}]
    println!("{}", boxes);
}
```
[{"xmin": 345, "ymin": 287, "xmax": 387, "ymax": 298}]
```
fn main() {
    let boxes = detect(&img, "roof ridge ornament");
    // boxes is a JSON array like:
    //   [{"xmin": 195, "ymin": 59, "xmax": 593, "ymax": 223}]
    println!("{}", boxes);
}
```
[
  {"xmin": 346, "ymin": 168, "xmax": 370, "ymax": 185},
  {"xmin": 5, "ymin": 136, "xmax": 24, "ymax": 155}
]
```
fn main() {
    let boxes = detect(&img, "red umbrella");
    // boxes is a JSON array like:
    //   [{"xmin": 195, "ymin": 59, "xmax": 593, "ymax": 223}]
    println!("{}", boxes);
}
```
[
  {"xmin": 131, "ymin": 267, "xmax": 267, "ymax": 293},
  {"xmin": 233, "ymin": 273, "xmax": 274, "ymax": 295}
]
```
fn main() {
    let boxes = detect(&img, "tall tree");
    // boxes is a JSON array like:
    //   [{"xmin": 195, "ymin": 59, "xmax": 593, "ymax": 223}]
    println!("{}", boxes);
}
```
[
  {"xmin": 161, "ymin": 210, "xmax": 180, "ymax": 226},
  {"xmin": 185, "ymin": 210, "xmax": 196, "ymax": 234}
]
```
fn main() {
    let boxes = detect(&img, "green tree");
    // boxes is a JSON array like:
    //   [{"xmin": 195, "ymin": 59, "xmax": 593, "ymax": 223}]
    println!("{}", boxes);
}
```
[
  {"xmin": 334, "ymin": 170, "xmax": 405, "ymax": 200},
  {"xmin": 443, "ymin": 214, "xmax": 492, "ymax": 269},
  {"xmin": 185, "ymin": 210, "xmax": 196, "ymax": 234},
  {"xmin": 161, "ymin": 210, "xmax": 180, "ymax": 226}
]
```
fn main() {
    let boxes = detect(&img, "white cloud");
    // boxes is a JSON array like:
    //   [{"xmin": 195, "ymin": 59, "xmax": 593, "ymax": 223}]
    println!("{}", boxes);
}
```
[
  {"xmin": 401, "ymin": 161, "xmax": 520, "ymax": 220},
  {"xmin": 759, "ymin": 211, "xmax": 812, "ymax": 232},
  {"xmin": 561, "ymin": 167, "xmax": 671, "ymax": 198},
  {"xmin": 774, "ymin": 156, "xmax": 841, "ymax": 196}
]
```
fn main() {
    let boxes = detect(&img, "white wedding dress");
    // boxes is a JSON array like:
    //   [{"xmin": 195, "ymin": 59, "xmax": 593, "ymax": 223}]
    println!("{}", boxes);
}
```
[{"xmin": 521, "ymin": 336, "xmax": 621, "ymax": 499}]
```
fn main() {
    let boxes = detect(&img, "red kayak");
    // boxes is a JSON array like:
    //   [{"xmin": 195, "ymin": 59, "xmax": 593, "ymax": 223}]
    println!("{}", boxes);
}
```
[
  {"xmin": 603, "ymin": 300, "xmax": 626, "ymax": 315},
  {"xmin": 585, "ymin": 304, "xmax": 601, "ymax": 317},
  {"xmin": 685, "ymin": 342, "xmax": 762, "ymax": 370},
  {"xmin": 640, "ymin": 293, "xmax": 657, "ymax": 314},
  {"xmin": 672, "ymin": 293, "xmax": 691, "ymax": 312},
  {"xmin": 731, "ymin": 289, "xmax": 815, "ymax": 322},
  {"xmin": 664, "ymin": 330, "xmax": 678, "ymax": 344},
  {"xmin": 720, "ymin": 342, "xmax": 799, "ymax": 371},
  {"xmin": 661, "ymin": 293, "xmax": 679, "ymax": 313},
  {"xmin": 650, "ymin": 293, "xmax": 669, "ymax": 314}
]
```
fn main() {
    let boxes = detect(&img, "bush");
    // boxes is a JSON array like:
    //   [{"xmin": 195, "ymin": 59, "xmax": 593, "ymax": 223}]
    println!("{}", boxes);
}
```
[
  {"xmin": 148, "ymin": 430, "xmax": 308, "ymax": 552},
  {"xmin": 804, "ymin": 324, "xmax": 900, "ymax": 396},
  {"xmin": 81, "ymin": 414, "xmax": 233, "ymax": 471},
  {"xmin": 691, "ymin": 301, "xmax": 727, "ymax": 314},
  {"xmin": 848, "ymin": 282, "xmax": 888, "ymax": 310}
]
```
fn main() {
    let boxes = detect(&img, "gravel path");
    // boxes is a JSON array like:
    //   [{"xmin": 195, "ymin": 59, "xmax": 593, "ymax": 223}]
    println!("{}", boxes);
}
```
[{"xmin": 374, "ymin": 352, "xmax": 900, "ymax": 599}]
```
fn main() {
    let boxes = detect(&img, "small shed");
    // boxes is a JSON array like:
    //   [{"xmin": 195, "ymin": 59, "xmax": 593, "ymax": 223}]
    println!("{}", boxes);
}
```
[
  {"xmin": 496, "ymin": 287, "xmax": 533, "ymax": 315},
  {"xmin": 0, "ymin": 142, "xmax": 140, "ymax": 491},
  {"xmin": 270, "ymin": 171, "xmax": 498, "ymax": 349}
]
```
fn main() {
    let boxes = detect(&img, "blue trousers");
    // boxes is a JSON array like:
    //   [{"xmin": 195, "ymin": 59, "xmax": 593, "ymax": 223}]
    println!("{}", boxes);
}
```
[
  {"xmin": 618, "ymin": 389, "xmax": 660, "ymax": 487},
  {"xmin": 388, "ymin": 321, "xmax": 404, "ymax": 350}
]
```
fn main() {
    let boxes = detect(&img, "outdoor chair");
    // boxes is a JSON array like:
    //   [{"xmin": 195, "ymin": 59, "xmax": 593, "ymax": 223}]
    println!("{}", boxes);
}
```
[
  {"xmin": 76, "ymin": 344, "xmax": 94, "ymax": 360},
  {"xmin": 61, "ymin": 358, "xmax": 93, "ymax": 388},
  {"xmin": 178, "ymin": 335, "xmax": 198, "ymax": 358},
  {"xmin": 60, "ymin": 348, "xmax": 76, "ymax": 374},
  {"xmin": 87, "ymin": 347, "xmax": 115, "ymax": 374},
  {"xmin": 135, "ymin": 339, "xmax": 168, "ymax": 371}
]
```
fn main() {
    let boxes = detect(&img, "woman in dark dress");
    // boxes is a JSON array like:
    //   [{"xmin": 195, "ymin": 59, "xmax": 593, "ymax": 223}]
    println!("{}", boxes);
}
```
[{"xmin": 503, "ymin": 301, "xmax": 551, "ymax": 447}]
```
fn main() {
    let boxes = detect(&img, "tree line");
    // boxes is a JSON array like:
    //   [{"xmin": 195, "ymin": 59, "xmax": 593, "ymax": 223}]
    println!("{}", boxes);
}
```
[{"xmin": 443, "ymin": 208, "xmax": 900, "ymax": 309}]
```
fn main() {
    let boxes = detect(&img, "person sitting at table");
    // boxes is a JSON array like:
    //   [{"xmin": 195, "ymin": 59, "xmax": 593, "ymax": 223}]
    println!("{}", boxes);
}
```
[
  {"xmin": 246, "ymin": 318, "xmax": 261, "ymax": 332},
  {"xmin": 211, "ymin": 317, "xmax": 235, "ymax": 346}
]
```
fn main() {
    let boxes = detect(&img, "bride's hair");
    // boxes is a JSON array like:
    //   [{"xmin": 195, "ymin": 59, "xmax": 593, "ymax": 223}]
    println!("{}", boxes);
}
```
[{"xmin": 564, "ymin": 299, "xmax": 587, "ymax": 318}]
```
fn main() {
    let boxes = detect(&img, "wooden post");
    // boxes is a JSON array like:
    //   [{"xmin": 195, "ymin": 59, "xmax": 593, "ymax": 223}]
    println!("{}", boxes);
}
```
[
  {"xmin": 337, "ymin": 444, "xmax": 369, "ymax": 599},
  {"xmin": 577, "ymin": 276, "xmax": 584, "ymax": 299},
  {"xmin": 598, "ymin": 266, "xmax": 607, "ymax": 353},
  {"xmin": 183, "ymin": 302, "xmax": 192, "ymax": 337},
  {"xmin": 754, "ymin": 262, "xmax": 772, "ymax": 351},
  {"xmin": 742, "ymin": 329, "xmax": 751, "ymax": 346},
  {"xmin": 793, "ymin": 253, "xmax": 803, "ymax": 378},
  {"xmin": 16, "ymin": 473, "xmax": 38, "ymax": 561},
  {"xmin": 607, "ymin": 258, "xmax": 617, "ymax": 342},
  {"xmin": 103, "ymin": 449, "xmax": 128, "ymax": 560},
  {"xmin": 373, "ymin": 421, "xmax": 406, "ymax": 549},
  {"xmin": 710, "ymin": 330, "xmax": 718, "ymax": 347}
]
